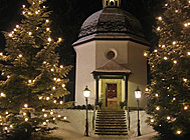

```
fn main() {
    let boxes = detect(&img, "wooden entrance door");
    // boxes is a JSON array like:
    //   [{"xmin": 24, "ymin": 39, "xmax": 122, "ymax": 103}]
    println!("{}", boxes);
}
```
[{"xmin": 106, "ymin": 84, "xmax": 117, "ymax": 107}]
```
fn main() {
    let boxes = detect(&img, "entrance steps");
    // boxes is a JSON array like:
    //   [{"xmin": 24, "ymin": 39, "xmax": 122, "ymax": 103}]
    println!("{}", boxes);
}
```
[{"xmin": 95, "ymin": 110, "xmax": 128, "ymax": 135}]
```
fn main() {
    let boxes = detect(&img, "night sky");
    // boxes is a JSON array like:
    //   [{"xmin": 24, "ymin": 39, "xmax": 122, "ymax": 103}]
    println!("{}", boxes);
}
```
[{"xmin": 0, "ymin": 0, "xmax": 163, "ymax": 100}]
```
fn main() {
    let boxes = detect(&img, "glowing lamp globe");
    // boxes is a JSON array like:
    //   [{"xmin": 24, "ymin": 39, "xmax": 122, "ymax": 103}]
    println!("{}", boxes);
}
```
[
  {"xmin": 83, "ymin": 86, "xmax": 90, "ymax": 98},
  {"xmin": 135, "ymin": 86, "xmax": 142, "ymax": 99}
]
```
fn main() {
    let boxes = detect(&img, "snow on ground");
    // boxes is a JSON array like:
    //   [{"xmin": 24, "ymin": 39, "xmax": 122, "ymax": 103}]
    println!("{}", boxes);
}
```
[{"xmin": 48, "ymin": 109, "xmax": 157, "ymax": 140}]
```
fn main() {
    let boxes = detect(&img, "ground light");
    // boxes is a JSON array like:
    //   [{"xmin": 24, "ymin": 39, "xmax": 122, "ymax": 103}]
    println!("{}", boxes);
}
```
[
  {"xmin": 135, "ymin": 86, "xmax": 142, "ymax": 136},
  {"xmin": 83, "ymin": 86, "xmax": 90, "ymax": 136}
]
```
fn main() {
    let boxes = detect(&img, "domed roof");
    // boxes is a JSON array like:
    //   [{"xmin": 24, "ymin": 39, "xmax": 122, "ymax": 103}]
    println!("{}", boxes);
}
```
[{"xmin": 73, "ymin": 7, "xmax": 149, "ymax": 46}]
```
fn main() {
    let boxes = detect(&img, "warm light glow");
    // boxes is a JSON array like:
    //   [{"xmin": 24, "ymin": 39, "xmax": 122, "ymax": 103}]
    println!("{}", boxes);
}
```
[
  {"xmin": 23, "ymin": 5, "xmax": 25, "ymax": 8},
  {"xmin": 53, "ymin": 100, "xmax": 57, "ymax": 103},
  {"xmin": 144, "ymin": 52, "xmax": 148, "ymax": 57},
  {"xmin": 22, "ymin": 11, "xmax": 26, "ymax": 15},
  {"xmin": 44, "ymin": 114, "xmax": 47, "ymax": 117},
  {"xmin": 42, "ymin": 109, "xmax": 45, "ymax": 112},
  {"xmin": 53, "ymin": 118, "xmax": 56, "ymax": 120},
  {"xmin": 184, "ymin": 23, "xmax": 188, "ymax": 27},
  {"xmin": 162, "ymin": 45, "xmax": 165, "ymax": 48},
  {"xmin": 156, "ymin": 106, "xmax": 160, "ymax": 111},
  {"xmin": 63, "ymin": 116, "xmax": 67, "ymax": 120},
  {"xmin": 155, "ymin": 94, "xmax": 159, "ymax": 97},
  {"xmin": 173, "ymin": 97, "xmax": 176, "ymax": 101},
  {"xmin": 46, "ymin": 19, "xmax": 49, "ymax": 23},
  {"xmin": 183, "ymin": 78, "xmax": 187, "ymax": 82},
  {"xmin": 62, "ymin": 84, "xmax": 66, "ymax": 88},
  {"xmin": 23, "ymin": 112, "xmax": 26, "ymax": 116},
  {"xmin": 43, "ymin": 122, "xmax": 47, "ymax": 125},
  {"xmin": 58, "ymin": 38, "xmax": 62, "ymax": 42},
  {"xmin": 52, "ymin": 87, "xmax": 56, "ymax": 90},
  {"xmin": 50, "ymin": 112, "xmax": 53, "ymax": 115},
  {"xmin": 10, "ymin": 125, "xmax": 13, "ymax": 128},
  {"xmin": 184, "ymin": 106, "xmax": 188, "ymax": 110},
  {"xmin": 54, "ymin": 78, "xmax": 57, "ymax": 81},
  {"xmin": 154, "ymin": 49, "xmax": 158, "ymax": 53},
  {"xmin": 51, "ymin": 68, "xmax": 54, "ymax": 72},
  {"xmin": 165, "ymin": 3, "xmax": 168, "ymax": 6},
  {"xmin": 4, "ymin": 127, "xmax": 8, "ymax": 131},
  {"xmin": 187, "ymin": 52, "xmax": 190, "ymax": 56},
  {"xmin": 57, "ymin": 78, "xmax": 61, "ymax": 82},
  {"xmin": 167, "ymin": 116, "xmax": 171, "ymax": 120},
  {"xmin": 24, "ymin": 104, "xmax": 28, "ymax": 108},
  {"xmin": 35, "ymin": 11, "xmax": 39, "ymax": 14},
  {"xmin": 48, "ymin": 37, "xmax": 52, "ymax": 42},
  {"xmin": 177, "ymin": 130, "xmax": 182, "ymax": 135},
  {"xmin": 0, "ymin": 52, "xmax": 3, "ymax": 56},
  {"xmin": 150, "ymin": 119, "xmax": 154, "ymax": 123},
  {"xmin": 164, "ymin": 57, "xmax": 168, "ymax": 60},
  {"xmin": 175, "ymin": 10, "xmax": 178, "ymax": 13},
  {"xmin": 158, "ymin": 16, "xmax": 162, "ymax": 21},
  {"xmin": 7, "ymin": 75, "xmax": 10, "ymax": 79},
  {"xmin": 9, "ymin": 33, "xmax": 13, "ymax": 37},
  {"xmin": 60, "ymin": 101, "xmax": 63, "ymax": 104},
  {"xmin": 46, "ymin": 97, "xmax": 50, "ymax": 100},
  {"xmin": 39, "ymin": 96, "xmax": 42, "ymax": 100},
  {"xmin": 19, "ymin": 54, "xmax": 22, "ymax": 58},
  {"xmin": 58, "ymin": 115, "xmax": 61, "ymax": 118},
  {"xmin": 28, "ymin": 12, "xmax": 31, "ymax": 15},
  {"xmin": 16, "ymin": 25, "xmax": 19, "ymax": 28},
  {"xmin": 157, "ymin": 27, "xmax": 161, "ymax": 31},
  {"xmin": 173, "ymin": 41, "xmax": 176, "ymax": 45},
  {"xmin": 0, "ymin": 92, "xmax": 6, "ymax": 97},
  {"xmin": 28, "ymin": 80, "xmax": 32, "ymax": 83},
  {"xmin": 173, "ymin": 60, "xmax": 177, "ymax": 64},
  {"xmin": 60, "ymin": 65, "xmax": 63, "ymax": 68},
  {"xmin": 145, "ymin": 88, "xmax": 149, "ymax": 92},
  {"xmin": 25, "ymin": 118, "xmax": 29, "ymax": 122},
  {"xmin": 46, "ymin": 28, "xmax": 50, "ymax": 31},
  {"xmin": 28, "ymin": 32, "xmax": 32, "ymax": 36}
]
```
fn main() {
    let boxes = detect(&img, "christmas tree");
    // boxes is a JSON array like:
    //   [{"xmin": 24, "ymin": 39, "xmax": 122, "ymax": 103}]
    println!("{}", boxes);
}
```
[
  {"xmin": 0, "ymin": 0, "xmax": 72, "ymax": 139},
  {"xmin": 145, "ymin": 0, "xmax": 190, "ymax": 139}
]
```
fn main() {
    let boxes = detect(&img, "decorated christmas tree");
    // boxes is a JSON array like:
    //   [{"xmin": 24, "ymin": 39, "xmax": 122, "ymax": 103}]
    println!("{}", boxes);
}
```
[
  {"xmin": 0, "ymin": 0, "xmax": 72, "ymax": 139},
  {"xmin": 145, "ymin": 0, "xmax": 190, "ymax": 139}
]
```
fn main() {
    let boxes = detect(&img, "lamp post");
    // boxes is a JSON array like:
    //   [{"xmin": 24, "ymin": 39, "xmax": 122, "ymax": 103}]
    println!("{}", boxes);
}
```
[
  {"xmin": 83, "ymin": 86, "xmax": 91, "ymax": 136},
  {"xmin": 135, "ymin": 86, "xmax": 142, "ymax": 136}
]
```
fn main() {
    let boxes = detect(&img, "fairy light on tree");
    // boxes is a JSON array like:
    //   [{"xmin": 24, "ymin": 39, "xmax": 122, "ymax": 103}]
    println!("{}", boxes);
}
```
[
  {"xmin": 0, "ymin": 0, "xmax": 72, "ymax": 139},
  {"xmin": 146, "ymin": 0, "xmax": 190, "ymax": 139}
]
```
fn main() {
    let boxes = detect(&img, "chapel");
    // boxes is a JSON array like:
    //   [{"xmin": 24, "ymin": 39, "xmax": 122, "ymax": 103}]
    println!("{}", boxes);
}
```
[{"xmin": 73, "ymin": 0, "xmax": 150, "ymax": 109}]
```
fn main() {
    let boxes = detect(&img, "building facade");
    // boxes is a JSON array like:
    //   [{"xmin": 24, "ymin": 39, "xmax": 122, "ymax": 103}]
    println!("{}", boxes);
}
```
[{"xmin": 73, "ymin": 0, "xmax": 150, "ymax": 109}]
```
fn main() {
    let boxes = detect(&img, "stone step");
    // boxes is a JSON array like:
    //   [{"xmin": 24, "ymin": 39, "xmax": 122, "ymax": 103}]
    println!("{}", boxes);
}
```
[
  {"xmin": 96, "ymin": 126, "xmax": 127, "ymax": 129},
  {"xmin": 95, "ymin": 129, "xmax": 127, "ymax": 132},
  {"xmin": 96, "ymin": 124, "xmax": 127, "ymax": 127},
  {"xmin": 95, "ymin": 132, "xmax": 128, "ymax": 135}
]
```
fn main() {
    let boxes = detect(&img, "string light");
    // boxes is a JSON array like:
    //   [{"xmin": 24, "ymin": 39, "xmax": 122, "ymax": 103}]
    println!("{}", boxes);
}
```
[
  {"xmin": 60, "ymin": 101, "xmax": 63, "ymax": 104},
  {"xmin": 51, "ymin": 68, "xmax": 54, "ymax": 72},
  {"xmin": 184, "ymin": 106, "xmax": 188, "ymax": 110},
  {"xmin": 9, "ymin": 33, "xmax": 13, "ymax": 37},
  {"xmin": 157, "ymin": 27, "xmax": 161, "ymax": 31},
  {"xmin": 162, "ymin": 45, "xmax": 165, "ymax": 48},
  {"xmin": 164, "ymin": 57, "xmax": 168, "ymax": 60},
  {"xmin": 0, "ymin": 52, "xmax": 3, "ymax": 56},
  {"xmin": 155, "ymin": 94, "xmax": 159, "ymax": 97},
  {"xmin": 22, "ymin": 5, "xmax": 25, "ymax": 8},
  {"xmin": 52, "ymin": 87, "xmax": 56, "ymax": 90},
  {"xmin": 4, "ymin": 127, "xmax": 8, "ymax": 131},
  {"xmin": 175, "ymin": 10, "xmax": 178, "ymax": 13},
  {"xmin": 53, "ymin": 100, "xmax": 57, "ymax": 103},
  {"xmin": 167, "ymin": 116, "xmax": 171, "ymax": 120},
  {"xmin": 23, "ymin": 112, "xmax": 26, "ymax": 116},
  {"xmin": 58, "ymin": 115, "xmax": 61, "ymax": 118},
  {"xmin": 173, "ymin": 60, "xmax": 177, "ymax": 64},
  {"xmin": 62, "ymin": 84, "xmax": 66, "ymax": 88},
  {"xmin": 22, "ymin": 11, "xmax": 26, "ymax": 15},
  {"xmin": 46, "ymin": 97, "xmax": 50, "ymax": 100},
  {"xmin": 158, "ymin": 16, "xmax": 162, "ymax": 21},
  {"xmin": 46, "ymin": 19, "xmax": 49, "ymax": 23},
  {"xmin": 144, "ymin": 52, "xmax": 148, "ymax": 57},
  {"xmin": 39, "ymin": 96, "xmax": 42, "ymax": 100},
  {"xmin": 48, "ymin": 37, "xmax": 52, "ymax": 42},
  {"xmin": 156, "ymin": 106, "xmax": 160, "ymax": 111},
  {"xmin": 173, "ymin": 97, "xmax": 176, "ymax": 101},
  {"xmin": 60, "ymin": 65, "xmax": 63, "ymax": 68},
  {"xmin": 28, "ymin": 32, "xmax": 32, "ymax": 36},
  {"xmin": 10, "ymin": 125, "xmax": 13, "ymax": 128},
  {"xmin": 6, "ymin": 112, "xmax": 8, "ymax": 115},
  {"xmin": 18, "ymin": 54, "xmax": 22, "ymax": 58},
  {"xmin": 176, "ymin": 130, "xmax": 182, "ymax": 135},
  {"xmin": 50, "ymin": 112, "xmax": 53, "ymax": 115},
  {"xmin": 0, "ymin": 92, "xmax": 6, "ymax": 97},
  {"xmin": 46, "ymin": 28, "xmax": 50, "ymax": 31},
  {"xmin": 7, "ymin": 75, "xmax": 10, "ymax": 79},
  {"xmin": 43, "ymin": 122, "xmax": 47, "ymax": 125},
  {"xmin": 183, "ymin": 78, "xmax": 187, "ymax": 82},
  {"xmin": 154, "ymin": 49, "xmax": 158, "ymax": 53},
  {"xmin": 28, "ymin": 12, "xmax": 31, "ymax": 15},
  {"xmin": 42, "ymin": 109, "xmax": 45, "ymax": 112},
  {"xmin": 145, "ymin": 88, "xmax": 149, "ymax": 92},
  {"xmin": 54, "ymin": 78, "xmax": 57, "ymax": 81},
  {"xmin": 63, "ymin": 116, "xmax": 67, "ymax": 120},
  {"xmin": 44, "ymin": 114, "xmax": 47, "ymax": 117},
  {"xmin": 165, "ymin": 3, "xmax": 168, "ymax": 7},
  {"xmin": 150, "ymin": 119, "xmax": 154, "ymax": 123},
  {"xmin": 24, "ymin": 104, "xmax": 28, "ymax": 108},
  {"xmin": 173, "ymin": 41, "xmax": 176, "ymax": 45},
  {"xmin": 58, "ymin": 38, "xmax": 62, "ymax": 42},
  {"xmin": 25, "ymin": 118, "xmax": 29, "ymax": 122},
  {"xmin": 16, "ymin": 25, "xmax": 19, "ymax": 28},
  {"xmin": 187, "ymin": 52, "xmax": 190, "ymax": 56},
  {"xmin": 57, "ymin": 78, "xmax": 61, "ymax": 82}
]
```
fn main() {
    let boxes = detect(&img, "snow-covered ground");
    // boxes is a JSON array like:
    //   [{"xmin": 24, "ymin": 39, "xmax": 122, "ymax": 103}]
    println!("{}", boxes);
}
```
[{"xmin": 48, "ymin": 109, "xmax": 157, "ymax": 140}]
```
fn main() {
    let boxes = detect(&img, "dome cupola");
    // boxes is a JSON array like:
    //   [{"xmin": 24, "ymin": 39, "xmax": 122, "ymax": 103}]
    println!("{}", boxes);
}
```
[{"xmin": 103, "ymin": 0, "xmax": 121, "ymax": 8}]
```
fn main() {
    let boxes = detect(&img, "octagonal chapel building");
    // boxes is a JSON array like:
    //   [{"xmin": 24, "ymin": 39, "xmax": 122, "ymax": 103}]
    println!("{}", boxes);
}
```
[{"xmin": 73, "ymin": 0, "xmax": 150, "ymax": 109}]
